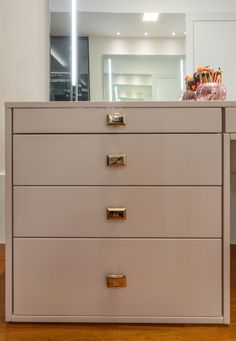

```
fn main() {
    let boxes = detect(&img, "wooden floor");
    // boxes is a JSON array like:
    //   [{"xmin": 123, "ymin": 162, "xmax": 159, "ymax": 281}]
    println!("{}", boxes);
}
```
[{"xmin": 1, "ymin": 246, "xmax": 236, "ymax": 341}]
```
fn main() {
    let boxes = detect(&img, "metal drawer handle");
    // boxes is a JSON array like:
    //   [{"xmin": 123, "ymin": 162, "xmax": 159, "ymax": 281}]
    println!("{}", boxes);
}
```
[
  {"xmin": 106, "ymin": 274, "xmax": 127, "ymax": 288},
  {"xmin": 107, "ymin": 113, "xmax": 127, "ymax": 126},
  {"xmin": 107, "ymin": 154, "xmax": 127, "ymax": 167},
  {"xmin": 107, "ymin": 208, "xmax": 127, "ymax": 220}
]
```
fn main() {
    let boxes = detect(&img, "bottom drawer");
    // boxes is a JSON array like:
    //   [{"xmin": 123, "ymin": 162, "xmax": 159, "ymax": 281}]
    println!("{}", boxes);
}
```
[{"xmin": 13, "ymin": 239, "xmax": 222, "ymax": 317}]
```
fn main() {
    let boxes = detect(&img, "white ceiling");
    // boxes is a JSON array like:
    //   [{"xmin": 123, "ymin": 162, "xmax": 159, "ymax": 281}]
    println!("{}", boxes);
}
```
[{"xmin": 51, "ymin": 12, "xmax": 186, "ymax": 38}]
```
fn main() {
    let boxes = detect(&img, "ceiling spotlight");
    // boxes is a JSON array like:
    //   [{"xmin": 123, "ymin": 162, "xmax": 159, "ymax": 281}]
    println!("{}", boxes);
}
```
[
  {"xmin": 172, "ymin": 32, "xmax": 176, "ymax": 36},
  {"xmin": 116, "ymin": 32, "xmax": 121, "ymax": 36},
  {"xmin": 143, "ymin": 12, "xmax": 159, "ymax": 22},
  {"xmin": 144, "ymin": 32, "xmax": 149, "ymax": 36},
  {"xmin": 184, "ymin": 31, "xmax": 186, "ymax": 35}
]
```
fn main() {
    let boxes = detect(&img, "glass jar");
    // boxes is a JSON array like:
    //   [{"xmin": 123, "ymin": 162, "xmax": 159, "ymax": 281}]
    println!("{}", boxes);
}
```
[
  {"xmin": 181, "ymin": 90, "xmax": 196, "ymax": 101},
  {"xmin": 196, "ymin": 82, "xmax": 226, "ymax": 101}
]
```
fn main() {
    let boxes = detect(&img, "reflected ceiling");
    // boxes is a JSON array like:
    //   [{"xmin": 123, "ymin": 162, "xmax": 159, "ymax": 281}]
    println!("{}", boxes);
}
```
[{"xmin": 51, "ymin": 12, "xmax": 186, "ymax": 38}]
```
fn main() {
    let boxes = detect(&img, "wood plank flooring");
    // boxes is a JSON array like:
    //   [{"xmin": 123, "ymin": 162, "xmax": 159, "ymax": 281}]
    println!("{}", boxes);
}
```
[{"xmin": 0, "ymin": 244, "xmax": 236, "ymax": 341}]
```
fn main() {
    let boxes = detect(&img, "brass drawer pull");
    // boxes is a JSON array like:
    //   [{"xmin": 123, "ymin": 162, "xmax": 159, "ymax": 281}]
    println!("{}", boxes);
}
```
[
  {"xmin": 107, "ymin": 208, "xmax": 127, "ymax": 220},
  {"xmin": 107, "ymin": 113, "xmax": 127, "ymax": 126},
  {"xmin": 107, "ymin": 154, "xmax": 127, "ymax": 167},
  {"xmin": 106, "ymin": 274, "xmax": 127, "ymax": 288}
]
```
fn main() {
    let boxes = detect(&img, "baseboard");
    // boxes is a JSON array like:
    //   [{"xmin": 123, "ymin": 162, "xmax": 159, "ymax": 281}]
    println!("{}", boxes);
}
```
[{"xmin": 0, "ymin": 173, "xmax": 5, "ymax": 244}]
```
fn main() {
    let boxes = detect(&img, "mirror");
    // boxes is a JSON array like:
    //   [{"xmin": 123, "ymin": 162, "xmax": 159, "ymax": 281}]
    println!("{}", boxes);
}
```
[
  {"xmin": 50, "ymin": 3, "xmax": 186, "ymax": 101},
  {"xmin": 49, "ymin": 1, "xmax": 236, "ymax": 101}
]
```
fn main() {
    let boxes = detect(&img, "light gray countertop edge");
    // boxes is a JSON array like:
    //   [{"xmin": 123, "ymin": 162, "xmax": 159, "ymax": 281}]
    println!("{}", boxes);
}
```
[{"xmin": 5, "ymin": 101, "xmax": 236, "ymax": 109}]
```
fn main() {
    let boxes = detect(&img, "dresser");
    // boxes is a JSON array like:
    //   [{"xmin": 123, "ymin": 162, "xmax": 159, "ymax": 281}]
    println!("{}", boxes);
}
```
[{"xmin": 5, "ymin": 101, "xmax": 233, "ymax": 323}]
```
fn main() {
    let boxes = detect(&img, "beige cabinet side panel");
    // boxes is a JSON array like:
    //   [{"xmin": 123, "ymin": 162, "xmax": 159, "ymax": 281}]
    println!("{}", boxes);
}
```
[
  {"xmin": 13, "ymin": 134, "xmax": 222, "ymax": 185},
  {"xmin": 14, "ymin": 186, "xmax": 222, "ymax": 238},
  {"xmin": 230, "ymin": 140, "xmax": 236, "ymax": 173},
  {"xmin": 13, "ymin": 239, "xmax": 222, "ymax": 317},
  {"xmin": 5, "ymin": 108, "xmax": 12, "ymax": 321},
  {"xmin": 223, "ymin": 134, "xmax": 230, "ymax": 324},
  {"xmin": 225, "ymin": 108, "xmax": 236, "ymax": 132}
]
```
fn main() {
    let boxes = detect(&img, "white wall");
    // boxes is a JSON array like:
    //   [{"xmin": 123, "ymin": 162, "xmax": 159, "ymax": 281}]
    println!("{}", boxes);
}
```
[
  {"xmin": 186, "ymin": 14, "xmax": 236, "ymax": 96},
  {"xmin": 185, "ymin": 13, "xmax": 236, "ymax": 243},
  {"xmin": 89, "ymin": 37, "xmax": 185, "ymax": 101},
  {"xmin": 51, "ymin": 0, "xmax": 236, "ymax": 14},
  {"xmin": 0, "ymin": 0, "xmax": 49, "ymax": 243},
  {"xmin": 194, "ymin": 20, "xmax": 236, "ymax": 100}
]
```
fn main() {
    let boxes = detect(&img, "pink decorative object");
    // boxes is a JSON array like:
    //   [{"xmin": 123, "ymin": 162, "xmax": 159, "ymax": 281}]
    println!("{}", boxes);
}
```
[
  {"xmin": 196, "ymin": 82, "xmax": 226, "ymax": 101},
  {"xmin": 181, "ymin": 90, "xmax": 196, "ymax": 101}
]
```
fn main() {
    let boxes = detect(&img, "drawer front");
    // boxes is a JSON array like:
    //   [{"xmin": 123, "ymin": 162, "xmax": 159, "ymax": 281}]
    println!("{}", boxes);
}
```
[
  {"xmin": 13, "ymin": 134, "xmax": 222, "ymax": 185},
  {"xmin": 13, "ymin": 239, "xmax": 222, "ymax": 317},
  {"xmin": 14, "ymin": 186, "xmax": 222, "ymax": 238},
  {"xmin": 225, "ymin": 108, "xmax": 236, "ymax": 132},
  {"xmin": 13, "ymin": 108, "xmax": 222, "ymax": 133}
]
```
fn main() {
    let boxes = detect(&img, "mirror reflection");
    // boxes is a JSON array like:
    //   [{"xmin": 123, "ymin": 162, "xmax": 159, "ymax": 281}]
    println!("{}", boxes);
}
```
[
  {"xmin": 50, "ymin": 5, "xmax": 186, "ymax": 101},
  {"xmin": 103, "ymin": 55, "xmax": 185, "ymax": 101},
  {"xmin": 49, "ymin": 1, "xmax": 236, "ymax": 101}
]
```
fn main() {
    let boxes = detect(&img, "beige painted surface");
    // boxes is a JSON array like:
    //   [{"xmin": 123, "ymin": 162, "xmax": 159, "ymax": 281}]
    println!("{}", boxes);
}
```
[
  {"xmin": 13, "ymin": 238, "xmax": 222, "ymax": 317},
  {"xmin": 13, "ymin": 134, "xmax": 222, "ymax": 186},
  {"xmin": 230, "ymin": 141, "xmax": 236, "ymax": 173},
  {"xmin": 226, "ymin": 108, "xmax": 236, "ymax": 132},
  {"xmin": 231, "ymin": 174, "xmax": 236, "ymax": 244},
  {"xmin": 5, "ymin": 108, "xmax": 12, "ymax": 321},
  {"xmin": 0, "ymin": 174, "xmax": 5, "ymax": 243},
  {"xmin": 13, "ymin": 107, "xmax": 222, "ymax": 133},
  {"xmin": 14, "ymin": 186, "xmax": 222, "ymax": 238},
  {"xmin": 223, "ymin": 134, "xmax": 230, "ymax": 323}
]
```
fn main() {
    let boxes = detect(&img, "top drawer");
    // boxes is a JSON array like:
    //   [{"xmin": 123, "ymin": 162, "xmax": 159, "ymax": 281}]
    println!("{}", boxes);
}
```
[
  {"xmin": 225, "ymin": 108, "xmax": 236, "ymax": 132},
  {"xmin": 13, "ymin": 107, "xmax": 222, "ymax": 133}
]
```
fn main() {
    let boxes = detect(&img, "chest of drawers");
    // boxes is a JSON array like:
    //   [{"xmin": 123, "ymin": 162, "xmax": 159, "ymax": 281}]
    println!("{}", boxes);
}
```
[{"xmin": 5, "ymin": 102, "xmax": 230, "ymax": 323}]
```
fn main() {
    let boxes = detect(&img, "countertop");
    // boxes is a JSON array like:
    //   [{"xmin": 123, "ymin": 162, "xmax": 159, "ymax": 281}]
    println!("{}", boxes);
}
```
[{"xmin": 5, "ymin": 101, "xmax": 236, "ymax": 109}]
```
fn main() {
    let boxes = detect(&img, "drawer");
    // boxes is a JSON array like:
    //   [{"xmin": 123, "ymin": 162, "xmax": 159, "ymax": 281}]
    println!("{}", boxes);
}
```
[
  {"xmin": 13, "ymin": 238, "xmax": 222, "ymax": 317},
  {"xmin": 225, "ymin": 108, "xmax": 236, "ymax": 132},
  {"xmin": 13, "ymin": 107, "xmax": 222, "ymax": 133},
  {"xmin": 13, "ymin": 134, "xmax": 222, "ymax": 185},
  {"xmin": 14, "ymin": 186, "xmax": 222, "ymax": 238}
]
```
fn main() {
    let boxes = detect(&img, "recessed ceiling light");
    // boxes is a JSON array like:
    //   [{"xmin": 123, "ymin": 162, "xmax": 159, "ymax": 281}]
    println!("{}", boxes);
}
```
[
  {"xmin": 116, "ymin": 32, "xmax": 121, "ymax": 36},
  {"xmin": 143, "ymin": 12, "xmax": 159, "ymax": 22},
  {"xmin": 172, "ymin": 32, "xmax": 176, "ymax": 36},
  {"xmin": 184, "ymin": 31, "xmax": 186, "ymax": 35},
  {"xmin": 144, "ymin": 32, "xmax": 149, "ymax": 36}
]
